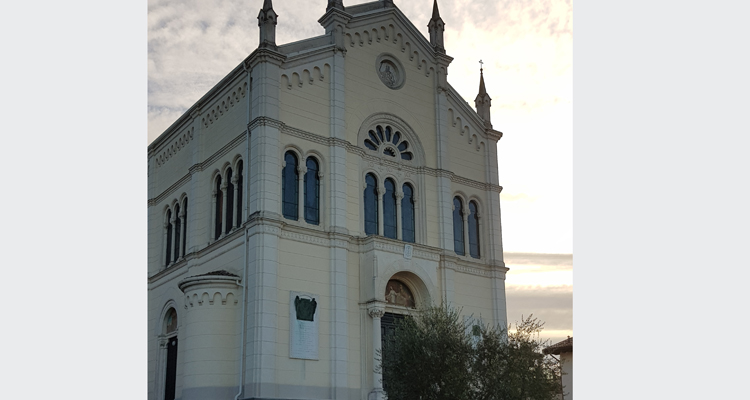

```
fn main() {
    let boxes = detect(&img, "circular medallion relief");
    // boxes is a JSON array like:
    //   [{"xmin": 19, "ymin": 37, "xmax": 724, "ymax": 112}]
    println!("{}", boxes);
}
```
[{"xmin": 376, "ymin": 54, "xmax": 405, "ymax": 90}]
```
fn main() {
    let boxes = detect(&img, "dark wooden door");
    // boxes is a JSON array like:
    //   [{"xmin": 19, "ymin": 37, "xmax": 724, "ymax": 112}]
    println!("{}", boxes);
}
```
[
  {"xmin": 164, "ymin": 337, "xmax": 178, "ymax": 400},
  {"xmin": 381, "ymin": 312, "xmax": 405, "ymax": 390}
]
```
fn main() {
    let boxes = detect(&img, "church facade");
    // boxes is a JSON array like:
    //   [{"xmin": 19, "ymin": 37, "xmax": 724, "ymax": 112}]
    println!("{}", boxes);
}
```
[{"xmin": 147, "ymin": 1, "xmax": 508, "ymax": 399}]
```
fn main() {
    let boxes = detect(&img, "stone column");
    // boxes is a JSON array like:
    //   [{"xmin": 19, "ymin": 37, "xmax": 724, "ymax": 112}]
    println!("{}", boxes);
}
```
[
  {"xmin": 231, "ymin": 173, "xmax": 240, "ymax": 231},
  {"xmin": 210, "ymin": 189, "xmax": 218, "ymax": 244},
  {"xmin": 178, "ymin": 209, "xmax": 186, "ymax": 260},
  {"xmin": 367, "ymin": 302, "xmax": 386, "ymax": 400},
  {"xmin": 298, "ymin": 163, "xmax": 307, "ymax": 222},
  {"xmin": 462, "ymin": 207, "xmax": 470, "ymax": 256},
  {"xmin": 221, "ymin": 180, "xmax": 229, "ymax": 237},
  {"xmin": 163, "ymin": 219, "xmax": 170, "ymax": 266},
  {"xmin": 377, "ymin": 186, "xmax": 384, "ymax": 236},
  {"xmin": 395, "ymin": 191, "xmax": 403, "ymax": 240},
  {"xmin": 155, "ymin": 335, "xmax": 169, "ymax": 400}
]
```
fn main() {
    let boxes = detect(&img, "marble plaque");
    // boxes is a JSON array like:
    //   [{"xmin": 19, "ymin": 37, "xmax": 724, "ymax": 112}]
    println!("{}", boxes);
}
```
[{"xmin": 289, "ymin": 291, "xmax": 319, "ymax": 360}]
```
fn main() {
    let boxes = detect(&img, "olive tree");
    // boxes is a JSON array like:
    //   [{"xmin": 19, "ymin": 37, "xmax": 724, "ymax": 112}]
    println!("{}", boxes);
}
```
[{"xmin": 378, "ymin": 306, "xmax": 562, "ymax": 400}]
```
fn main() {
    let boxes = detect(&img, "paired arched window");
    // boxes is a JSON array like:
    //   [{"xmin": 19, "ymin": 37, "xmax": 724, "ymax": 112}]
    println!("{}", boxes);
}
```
[
  {"xmin": 213, "ymin": 159, "xmax": 244, "ymax": 241},
  {"xmin": 282, "ymin": 150, "xmax": 321, "ymax": 225},
  {"xmin": 363, "ymin": 174, "xmax": 417, "ymax": 242},
  {"xmin": 453, "ymin": 196, "xmax": 481, "ymax": 259},
  {"xmin": 165, "ymin": 197, "xmax": 188, "ymax": 267}
]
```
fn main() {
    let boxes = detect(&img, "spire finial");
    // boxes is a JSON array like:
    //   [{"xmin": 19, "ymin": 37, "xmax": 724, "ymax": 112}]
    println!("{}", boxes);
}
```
[
  {"xmin": 475, "ymin": 64, "xmax": 492, "ymax": 128},
  {"xmin": 478, "ymin": 61, "xmax": 487, "ymax": 95},
  {"xmin": 432, "ymin": 0, "xmax": 440, "ymax": 20},
  {"xmin": 262, "ymin": 0, "xmax": 273, "ymax": 11}
]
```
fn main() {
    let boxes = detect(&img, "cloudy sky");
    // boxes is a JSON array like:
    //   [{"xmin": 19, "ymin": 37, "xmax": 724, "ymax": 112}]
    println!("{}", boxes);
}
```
[{"xmin": 148, "ymin": 0, "xmax": 572, "ymax": 343}]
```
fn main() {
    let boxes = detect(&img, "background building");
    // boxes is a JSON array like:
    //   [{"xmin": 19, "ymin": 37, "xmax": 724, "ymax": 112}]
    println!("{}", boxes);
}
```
[{"xmin": 148, "ymin": 1, "xmax": 509, "ymax": 399}]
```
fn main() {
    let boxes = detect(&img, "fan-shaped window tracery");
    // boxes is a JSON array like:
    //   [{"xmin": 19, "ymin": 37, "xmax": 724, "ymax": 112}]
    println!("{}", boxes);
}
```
[{"xmin": 363, "ymin": 124, "xmax": 413, "ymax": 161}]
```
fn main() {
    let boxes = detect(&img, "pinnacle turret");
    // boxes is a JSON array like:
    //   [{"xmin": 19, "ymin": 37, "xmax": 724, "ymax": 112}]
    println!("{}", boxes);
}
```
[
  {"xmin": 327, "ymin": 0, "xmax": 345, "ymax": 12},
  {"xmin": 475, "ymin": 66, "xmax": 493, "ymax": 128},
  {"xmin": 258, "ymin": 0, "xmax": 278, "ymax": 49},
  {"xmin": 428, "ymin": 0, "xmax": 445, "ymax": 53}
]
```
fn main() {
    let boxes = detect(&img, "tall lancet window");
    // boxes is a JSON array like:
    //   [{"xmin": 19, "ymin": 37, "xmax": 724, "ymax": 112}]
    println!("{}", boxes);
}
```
[
  {"xmin": 453, "ymin": 197, "xmax": 465, "ymax": 256},
  {"xmin": 402, "ymin": 183, "xmax": 415, "ymax": 243},
  {"xmin": 383, "ymin": 178, "xmax": 397, "ymax": 239},
  {"xmin": 181, "ymin": 198, "xmax": 188, "ymax": 257},
  {"xmin": 468, "ymin": 201, "xmax": 480, "ymax": 258},
  {"xmin": 225, "ymin": 168, "xmax": 234, "ymax": 234},
  {"xmin": 282, "ymin": 151, "xmax": 299, "ymax": 220},
  {"xmin": 214, "ymin": 176, "xmax": 223, "ymax": 240},
  {"xmin": 304, "ymin": 157, "xmax": 320, "ymax": 225},
  {"xmin": 173, "ymin": 204, "xmax": 181, "ymax": 261},
  {"xmin": 236, "ymin": 161, "xmax": 243, "ymax": 228},
  {"xmin": 364, "ymin": 173, "xmax": 378, "ymax": 235},
  {"xmin": 165, "ymin": 209, "xmax": 173, "ymax": 266}
]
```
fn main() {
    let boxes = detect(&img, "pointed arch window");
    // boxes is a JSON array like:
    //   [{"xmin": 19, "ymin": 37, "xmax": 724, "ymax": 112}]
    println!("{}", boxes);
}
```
[
  {"xmin": 282, "ymin": 151, "xmax": 299, "ymax": 220},
  {"xmin": 165, "ymin": 209, "xmax": 173, "ymax": 266},
  {"xmin": 468, "ymin": 201, "xmax": 480, "ymax": 258},
  {"xmin": 364, "ymin": 173, "xmax": 378, "ymax": 235},
  {"xmin": 214, "ymin": 176, "xmax": 223, "ymax": 240},
  {"xmin": 453, "ymin": 197, "xmax": 465, "ymax": 256},
  {"xmin": 402, "ymin": 184, "xmax": 415, "ymax": 243},
  {"xmin": 383, "ymin": 178, "xmax": 397, "ymax": 239},
  {"xmin": 304, "ymin": 157, "xmax": 320, "ymax": 225},
  {"xmin": 225, "ymin": 168, "xmax": 234, "ymax": 234},
  {"xmin": 236, "ymin": 161, "xmax": 243, "ymax": 228}
]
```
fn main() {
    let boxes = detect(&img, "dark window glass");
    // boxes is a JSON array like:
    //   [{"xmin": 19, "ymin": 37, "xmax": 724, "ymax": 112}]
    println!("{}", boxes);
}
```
[
  {"xmin": 391, "ymin": 131, "xmax": 400, "ymax": 144},
  {"xmin": 173, "ymin": 204, "xmax": 181, "ymax": 261},
  {"xmin": 165, "ymin": 210, "xmax": 173, "ymax": 266},
  {"xmin": 364, "ymin": 174, "xmax": 378, "ymax": 235},
  {"xmin": 384, "ymin": 148, "xmax": 396, "ymax": 157},
  {"xmin": 376, "ymin": 125, "xmax": 385, "ymax": 142},
  {"xmin": 469, "ymin": 201, "xmax": 480, "ymax": 258},
  {"xmin": 453, "ymin": 197, "xmax": 465, "ymax": 255},
  {"xmin": 397, "ymin": 141, "xmax": 409, "ymax": 152},
  {"xmin": 385, "ymin": 126, "xmax": 392, "ymax": 142},
  {"xmin": 402, "ymin": 184, "xmax": 415, "ymax": 243},
  {"xmin": 400, "ymin": 152, "xmax": 413, "ymax": 161},
  {"xmin": 225, "ymin": 168, "xmax": 234, "ymax": 234},
  {"xmin": 282, "ymin": 152, "xmax": 299, "ymax": 220},
  {"xmin": 182, "ymin": 198, "xmax": 188, "ymax": 257},
  {"xmin": 364, "ymin": 140, "xmax": 378, "ymax": 151},
  {"xmin": 236, "ymin": 161, "xmax": 243, "ymax": 228},
  {"xmin": 383, "ymin": 179, "xmax": 397, "ymax": 239},
  {"xmin": 368, "ymin": 130, "xmax": 380, "ymax": 145},
  {"xmin": 304, "ymin": 157, "xmax": 320, "ymax": 225},
  {"xmin": 215, "ymin": 176, "xmax": 223, "ymax": 240}
]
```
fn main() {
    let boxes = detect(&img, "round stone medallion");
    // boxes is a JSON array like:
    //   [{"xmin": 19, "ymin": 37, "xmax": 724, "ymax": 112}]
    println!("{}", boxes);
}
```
[{"xmin": 376, "ymin": 54, "xmax": 405, "ymax": 90}]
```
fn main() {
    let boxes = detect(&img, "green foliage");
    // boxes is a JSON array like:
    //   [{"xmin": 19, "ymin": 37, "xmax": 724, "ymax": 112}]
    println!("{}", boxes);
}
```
[{"xmin": 379, "ymin": 306, "xmax": 562, "ymax": 400}]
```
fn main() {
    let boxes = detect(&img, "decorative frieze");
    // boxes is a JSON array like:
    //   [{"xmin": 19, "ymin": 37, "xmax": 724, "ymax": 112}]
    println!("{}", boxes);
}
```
[{"xmin": 155, "ymin": 127, "xmax": 194, "ymax": 168}]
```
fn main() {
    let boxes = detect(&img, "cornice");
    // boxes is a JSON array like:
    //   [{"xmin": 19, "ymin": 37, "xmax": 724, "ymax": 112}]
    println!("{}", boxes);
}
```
[
  {"xmin": 246, "ymin": 47, "xmax": 287, "ymax": 69},
  {"xmin": 149, "ymin": 62, "xmax": 249, "ymax": 153},
  {"xmin": 148, "ymin": 172, "xmax": 192, "ymax": 207}
]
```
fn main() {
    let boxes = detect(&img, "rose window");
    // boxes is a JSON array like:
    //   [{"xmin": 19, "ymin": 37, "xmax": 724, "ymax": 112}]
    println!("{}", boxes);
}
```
[{"xmin": 363, "ymin": 125, "xmax": 413, "ymax": 161}]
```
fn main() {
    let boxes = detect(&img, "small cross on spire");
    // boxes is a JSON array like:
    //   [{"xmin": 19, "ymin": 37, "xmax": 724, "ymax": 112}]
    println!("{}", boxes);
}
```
[{"xmin": 479, "ymin": 59, "xmax": 484, "ymax": 72}]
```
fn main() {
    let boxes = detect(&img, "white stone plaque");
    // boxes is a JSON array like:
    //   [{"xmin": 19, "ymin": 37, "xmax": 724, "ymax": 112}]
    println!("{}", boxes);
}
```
[
  {"xmin": 403, "ymin": 244, "xmax": 413, "ymax": 259},
  {"xmin": 289, "ymin": 291, "xmax": 319, "ymax": 360}
]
